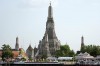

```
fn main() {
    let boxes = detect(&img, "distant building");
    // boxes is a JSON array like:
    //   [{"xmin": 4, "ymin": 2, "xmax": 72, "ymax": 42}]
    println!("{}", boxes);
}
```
[
  {"xmin": 76, "ymin": 36, "xmax": 85, "ymax": 54},
  {"xmin": 75, "ymin": 52, "xmax": 94, "ymax": 60},
  {"xmin": 0, "ymin": 37, "xmax": 27, "ymax": 59},
  {"xmin": 26, "ymin": 44, "xmax": 34, "ymax": 59},
  {"xmin": 15, "ymin": 37, "xmax": 19, "ymax": 51},
  {"xmin": 35, "ymin": 3, "xmax": 61, "ymax": 58},
  {"xmin": 80, "ymin": 36, "xmax": 85, "ymax": 52}
]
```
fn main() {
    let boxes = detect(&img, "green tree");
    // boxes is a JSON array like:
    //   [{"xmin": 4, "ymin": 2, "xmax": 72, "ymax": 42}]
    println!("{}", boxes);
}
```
[
  {"xmin": 55, "ymin": 50, "xmax": 62, "ymax": 57},
  {"xmin": 79, "ymin": 45, "xmax": 100, "ymax": 57},
  {"xmin": 1, "ymin": 44, "xmax": 13, "ymax": 61},
  {"xmin": 69, "ymin": 50, "xmax": 75, "ymax": 57},
  {"xmin": 55, "ymin": 44, "xmax": 75, "ymax": 57}
]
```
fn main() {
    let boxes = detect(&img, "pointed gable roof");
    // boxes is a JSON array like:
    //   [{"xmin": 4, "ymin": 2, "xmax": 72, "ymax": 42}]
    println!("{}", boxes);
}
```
[{"xmin": 27, "ymin": 44, "xmax": 33, "ymax": 51}]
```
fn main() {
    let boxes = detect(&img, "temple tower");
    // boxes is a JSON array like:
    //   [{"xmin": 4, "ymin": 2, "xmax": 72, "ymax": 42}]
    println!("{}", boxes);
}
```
[
  {"xmin": 36, "ymin": 2, "xmax": 61, "ymax": 58},
  {"xmin": 26, "ymin": 44, "xmax": 34, "ymax": 59},
  {"xmin": 15, "ymin": 37, "xmax": 19, "ymax": 51},
  {"xmin": 80, "ymin": 36, "xmax": 85, "ymax": 51}
]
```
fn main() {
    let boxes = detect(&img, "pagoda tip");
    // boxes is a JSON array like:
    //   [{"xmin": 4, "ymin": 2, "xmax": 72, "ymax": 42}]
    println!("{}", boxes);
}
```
[{"xmin": 50, "ymin": 1, "xmax": 51, "ymax": 6}]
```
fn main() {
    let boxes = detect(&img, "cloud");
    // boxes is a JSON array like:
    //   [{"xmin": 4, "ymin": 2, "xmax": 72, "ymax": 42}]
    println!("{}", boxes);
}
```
[{"xmin": 20, "ymin": 0, "xmax": 58, "ymax": 8}]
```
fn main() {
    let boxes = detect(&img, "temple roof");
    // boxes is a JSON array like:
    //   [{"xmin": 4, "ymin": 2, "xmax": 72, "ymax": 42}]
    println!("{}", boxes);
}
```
[{"xmin": 27, "ymin": 44, "xmax": 33, "ymax": 51}]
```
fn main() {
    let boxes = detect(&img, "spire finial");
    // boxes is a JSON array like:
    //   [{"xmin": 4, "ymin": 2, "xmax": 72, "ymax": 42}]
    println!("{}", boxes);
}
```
[
  {"xmin": 16, "ymin": 36, "xmax": 18, "ymax": 39},
  {"xmin": 81, "ymin": 36, "xmax": 84, "ymax": 45},
  {"xmin": 50, "ymin": 1, "xmax": 51, "ymax": 6},
  {"xmin": 48, "ymin": 0, "xmax": 53, "ymax": 18}
]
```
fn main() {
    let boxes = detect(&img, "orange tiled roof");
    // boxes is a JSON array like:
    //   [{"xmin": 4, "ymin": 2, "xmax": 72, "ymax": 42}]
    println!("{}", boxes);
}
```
[
  {"xmin": 12, "ymin": 51, "xmax": 19, "ymax": 58},
  {"xmin": 0, "ymin": 50, "xmax": 19, "ymax": 58},
  {"xmin": 0, "ymin": 48, "xmax": 27, "ymax": 59}
]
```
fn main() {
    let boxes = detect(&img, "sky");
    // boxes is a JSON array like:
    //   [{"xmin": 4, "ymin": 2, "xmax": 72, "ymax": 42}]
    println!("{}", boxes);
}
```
[{"xmin": 0, "ymin": 0, "xmax": 100, "ymax": 52}]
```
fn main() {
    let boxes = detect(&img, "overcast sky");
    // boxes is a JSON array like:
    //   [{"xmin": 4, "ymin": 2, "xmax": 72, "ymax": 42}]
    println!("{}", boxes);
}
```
[{"xmin": 0, "ymin": 0, "xmax": 100, "ymax": 52}]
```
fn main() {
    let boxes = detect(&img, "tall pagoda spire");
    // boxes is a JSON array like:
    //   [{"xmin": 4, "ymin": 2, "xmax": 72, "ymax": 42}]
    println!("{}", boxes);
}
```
[
  {"xmin": 36, "ymin": 1, "xmax": 61, "ymax": 58},
  {"xmin": 80, "ymin": 36, "xmax": 85, "ymax": 51},
  {"xmin": 15, "ymin": 36, "xmax": 19, "ymax": 50},
  {"xmin": 81, "ymin": 36, "xmax": 84, "ymax": 45},
  {"xmin": 48, "ymin": 2, "xmax": 53, "ymax": 18}
]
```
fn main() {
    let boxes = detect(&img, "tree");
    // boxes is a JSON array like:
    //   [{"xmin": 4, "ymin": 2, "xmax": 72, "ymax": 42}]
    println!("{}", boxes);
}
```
[
  {"xmin": 79, "ymin": 45, "xmax": 100, "ymax": 57},
  {"xmin": 55, "ymin": 44, "xmax": 75, "ymax": 57},
  {"xmin": 69, "ymin": 50, "xmax": 75, "ymax": 57},
  {"xmin": 55, "ymin": 50, "xmax": 62, "ymax": 57},
  {"xmin": 1, "ymin": 44, "xmax": 13, "ymax": 61}
]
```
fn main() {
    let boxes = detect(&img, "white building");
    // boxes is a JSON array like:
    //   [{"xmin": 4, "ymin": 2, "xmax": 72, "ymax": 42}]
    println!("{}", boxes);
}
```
[{"xmin": 75, "ymin": 52, "xmax": 94, "ymax": 60}]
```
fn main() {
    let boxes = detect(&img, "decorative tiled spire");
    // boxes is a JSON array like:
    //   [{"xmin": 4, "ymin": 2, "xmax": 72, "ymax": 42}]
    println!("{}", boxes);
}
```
[
  {"xmin": 48, "ymin": 2, "xmax": 53, "ymax": 18},
  {"xmin": 15, "ymin": 36, "xmax": 19, "ymax": 50},
  {"xmin": 81, "ymin": 36, "xmax": 84, "ymax": 45}
]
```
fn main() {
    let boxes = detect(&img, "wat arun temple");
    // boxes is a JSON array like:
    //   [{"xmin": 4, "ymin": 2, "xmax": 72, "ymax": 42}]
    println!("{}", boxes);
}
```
[{"xmin": 35, "ymin": 3, "xmax": 61, "ymax": 58}]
